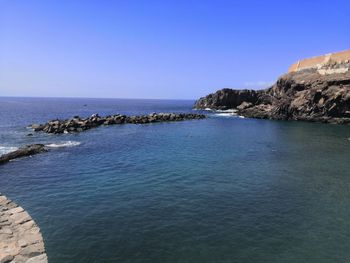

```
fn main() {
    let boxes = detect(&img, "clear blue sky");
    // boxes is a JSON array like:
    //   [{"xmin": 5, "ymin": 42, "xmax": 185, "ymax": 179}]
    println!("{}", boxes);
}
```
[{"xmin": 1, "ymin": 0, "xmax": 349, "ymax": 99}]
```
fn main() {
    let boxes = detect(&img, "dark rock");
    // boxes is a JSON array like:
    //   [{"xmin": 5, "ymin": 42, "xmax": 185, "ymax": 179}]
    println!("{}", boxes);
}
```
[
  {"xmin": 0, "ymin": 144, "xmax": 47, "ymax": 165},
  {"xmin": 195, "ymin": 88, "xmax": 260, "ymax": 110},
  {"xmin": 30, "ymin": 124, "xmax": 45, "ymax": 132},
  {"xmin": 237, "ymin": 102, "xmax": 253, "ymax": 110},
  {"xmin": 30, "ymin": 113, "xmax": 206, "ymax": 134},
  {"xmin": 194, "ymin": 68, "xmax": 350, "ymax": 124}
]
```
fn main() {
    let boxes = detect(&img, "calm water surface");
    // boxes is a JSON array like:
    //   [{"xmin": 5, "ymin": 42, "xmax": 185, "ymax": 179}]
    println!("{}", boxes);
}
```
[{"xmin": 0, "ymin": 97, "xmax": 349, "ymax": 263}]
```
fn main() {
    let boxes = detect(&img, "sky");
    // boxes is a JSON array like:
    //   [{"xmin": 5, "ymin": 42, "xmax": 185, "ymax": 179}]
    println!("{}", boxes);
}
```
[{"xmin": 0, "ymin": 0, "xmax": 349, "ymax": 99}]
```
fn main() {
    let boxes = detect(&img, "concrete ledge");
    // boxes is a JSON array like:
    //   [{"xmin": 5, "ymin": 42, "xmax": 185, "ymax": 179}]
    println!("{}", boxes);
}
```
[{"xmin": 0, "ymin": 194, "xmax": 47, "ymax": 263}]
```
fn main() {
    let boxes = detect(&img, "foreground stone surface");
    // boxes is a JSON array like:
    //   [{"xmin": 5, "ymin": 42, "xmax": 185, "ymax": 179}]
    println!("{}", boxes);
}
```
[
  {"xmin": 31, "ymin": 112, "xmax": 206, "ymax": 134},
  {"xmin": 194, "ymin": 64, "xmax": 350, "ymax": 124},
  {"xmin": 0, "ymin": 145, "xmax": 47, "ymax": 166},
  {"xmin": 0, "ymin": 194, "xmax": 48, "ymax": 263}
]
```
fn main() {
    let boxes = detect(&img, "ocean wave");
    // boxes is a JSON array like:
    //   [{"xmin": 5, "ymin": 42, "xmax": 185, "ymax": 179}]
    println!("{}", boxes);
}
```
[
  {"xmin": 213, "ymin": 113, "xmax": 237, "ymax": 117},
  {"xmin": 45, "ymin": 141, "xmax": 81, "ymax": 148},
  {"xmin": 215, "ymin": 109, "xmax": 238, "ymax": 113},
  {"xmin": 0, "ymin": 146, "xmax": 18, "ymax": 155}
]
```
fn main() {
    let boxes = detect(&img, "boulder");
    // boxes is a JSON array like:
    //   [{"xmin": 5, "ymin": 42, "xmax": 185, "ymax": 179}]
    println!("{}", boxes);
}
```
[
  {"xmin": 0, "ymin": 144, "xmax": 47, "ymax": 165},
  {"xmin": 237, "ymin": 102, "xmax": 253, "ymax": 110}
]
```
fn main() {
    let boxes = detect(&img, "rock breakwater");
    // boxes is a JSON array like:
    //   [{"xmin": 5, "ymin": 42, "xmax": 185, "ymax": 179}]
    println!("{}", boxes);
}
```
[
  {"xmin": 0, "ymin": 145, "xmax": 47, "ymax": 166},
  {"xmin": 0, "ymin": 194, "xmax": 47, "ymax": 263},
  {"xmin": 30, "ymin": 113, "xmax": 206, "ymax": 134}
]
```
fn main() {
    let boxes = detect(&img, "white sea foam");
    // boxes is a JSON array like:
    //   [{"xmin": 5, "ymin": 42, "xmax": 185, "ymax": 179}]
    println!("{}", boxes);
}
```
[
  {"xmin": 213, "ymin": 108, "xmax": 238, "ymax": 117},
  {"xmin": 0, "ymin": 146, "xmax": 18, "ymax": 155},
  {"xmin": 215, "ymin": 109, "xmax": 238, "ymax": 113},
  {"xmin": 214, "ymin": 113, "xmax": 237, "ymax": 117},
  {"xmin": 45, "ymin": 141, "xmax": 81, "ymax": 148},
  {"xmin": 204, "ymin": 108, "xmax": 212, "ymax": 111}
]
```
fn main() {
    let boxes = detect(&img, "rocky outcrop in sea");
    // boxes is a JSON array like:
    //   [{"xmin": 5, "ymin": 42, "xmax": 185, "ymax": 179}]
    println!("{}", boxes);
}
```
[
  {"xmin": 194, "ymin": 62, "xmax": 350, "ymax": 124},
  {"xmin": 30, "ymin": 113, "xmax": 206, "ymax": 134},
  {"xmin": 0, "ymin": 145, "xmax": 47, "ymax": 166}
]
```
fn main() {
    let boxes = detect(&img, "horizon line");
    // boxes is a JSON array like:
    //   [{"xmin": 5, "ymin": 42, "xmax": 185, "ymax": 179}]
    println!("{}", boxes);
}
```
[{"xmin": 0, "ymin": 95, "xmax": 199, "ymax": 101}]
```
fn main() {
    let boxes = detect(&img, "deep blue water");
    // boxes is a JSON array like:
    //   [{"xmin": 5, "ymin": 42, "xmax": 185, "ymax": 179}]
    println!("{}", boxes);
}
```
[{"xmin": 0, "ymin": 97, "xmax": 350, "ymax": 263}]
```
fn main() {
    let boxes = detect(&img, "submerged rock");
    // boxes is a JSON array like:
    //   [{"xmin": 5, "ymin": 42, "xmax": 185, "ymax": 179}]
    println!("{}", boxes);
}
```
[
  {"xmin": 30, "ymin": 113, "xmax": 206, "ymax": 134},
  {"xmin": 0, "ymin": 144, "xmax": 47, "ymax": 165}
]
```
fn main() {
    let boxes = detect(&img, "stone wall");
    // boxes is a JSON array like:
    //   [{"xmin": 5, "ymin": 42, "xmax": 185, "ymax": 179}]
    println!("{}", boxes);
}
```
[
  {"xmin": 288, "ymin": 50, "xmax": 350, "ymax": 72},
  {"xmin": 0, "ymin": 194, "xmax": 47, "ymax": 263}
]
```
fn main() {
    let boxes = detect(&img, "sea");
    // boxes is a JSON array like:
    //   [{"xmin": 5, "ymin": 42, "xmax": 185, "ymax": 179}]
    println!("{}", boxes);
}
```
[{"xmin": 0, "ymin": 97, "xmax": 350, "ymax": 263}]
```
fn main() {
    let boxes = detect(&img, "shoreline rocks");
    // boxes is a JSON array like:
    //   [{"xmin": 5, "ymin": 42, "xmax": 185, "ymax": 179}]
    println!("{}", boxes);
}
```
[
  {"xmin": 194, "ymin": 66, "xmax": 350, "ymax": 124},
  {"xmin": 30, "ymin": 112, "xmax": 206, "ymax": 134},
  {"xmin": 0, "ymin": 194, "xmax": 48, "ymax": 263},
  {"xmin": 0, "ymin": 145, "xmax": 47, "ymax": 166}
]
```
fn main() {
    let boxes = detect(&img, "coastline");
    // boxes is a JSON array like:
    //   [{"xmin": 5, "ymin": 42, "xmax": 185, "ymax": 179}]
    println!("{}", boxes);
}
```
[
  {"xmin": 194, "ymin": 61, "xmax": 350, "ymax": 125},
  {"xmin": 0, "ymin": 194, "xmax": 47, "ymax": 263},
  {"xmin": 0, "ymin": 97, "xmax": 349, "ymax": 262}
]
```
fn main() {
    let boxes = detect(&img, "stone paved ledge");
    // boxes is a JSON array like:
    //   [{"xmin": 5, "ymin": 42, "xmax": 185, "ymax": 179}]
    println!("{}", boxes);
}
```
[{"xmin": 0, "ymin": 194, "xmax": 47, "ymax": 263}]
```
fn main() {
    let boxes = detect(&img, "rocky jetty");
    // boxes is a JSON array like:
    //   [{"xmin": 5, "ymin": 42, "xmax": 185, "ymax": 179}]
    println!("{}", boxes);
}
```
[
  {"xmin": 194, "ymin": 63, "xmax": 350, "ymax": 124},
  {"xmin": 30, "ymin": 113, "xmax": 206, "ymax": 134},
  {"xmin": 0, "ymin": 194, "xmax": 48, "ymax": 263},
  {"xmin": 0, "ymin": 145, "xmax": 47, "ymax": 165}
]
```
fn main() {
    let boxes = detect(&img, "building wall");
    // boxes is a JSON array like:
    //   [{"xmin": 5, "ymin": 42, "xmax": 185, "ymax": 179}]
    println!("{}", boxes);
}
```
[
  {"xmin": 288, "ymin": 50, "xmax": 350, "ymax": 72},
  {"xmin": 330, "ymin": 50, "xmax": 350, "ymax": 62}
]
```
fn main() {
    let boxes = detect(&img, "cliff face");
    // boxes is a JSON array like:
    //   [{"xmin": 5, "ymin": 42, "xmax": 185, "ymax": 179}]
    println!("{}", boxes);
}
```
[
  {"xmin": 194, "ymin": 64, "xmax": 350, "ymax": 124},
  {"xmin": 194, "ymin": 89, "xmax": 261, "ymax": 109}
]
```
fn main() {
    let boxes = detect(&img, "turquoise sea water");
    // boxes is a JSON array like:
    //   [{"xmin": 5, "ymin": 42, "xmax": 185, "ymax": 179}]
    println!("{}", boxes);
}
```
[{"xmin": 0, "ymin": 97, "xmax": 350, "ymax": 263}]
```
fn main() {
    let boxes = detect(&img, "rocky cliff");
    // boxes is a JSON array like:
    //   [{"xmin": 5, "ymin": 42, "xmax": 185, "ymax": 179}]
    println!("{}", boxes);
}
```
[{"xmin": 194, "ymin": 63, "xmax": 350, "ymax": 124}]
